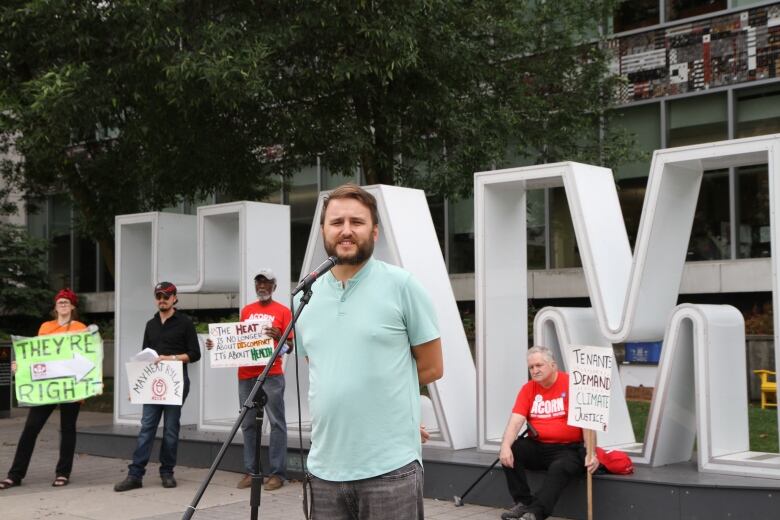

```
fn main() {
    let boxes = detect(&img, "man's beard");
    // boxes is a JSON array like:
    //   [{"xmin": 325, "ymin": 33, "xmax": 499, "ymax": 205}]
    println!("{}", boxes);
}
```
[
  {"xmin": 256, "ymin": 290, "xmax": 272, "ymax": 302},
  {"xmin": 325, "ymin": 236, "xmax": 374, "ymax": 265}
]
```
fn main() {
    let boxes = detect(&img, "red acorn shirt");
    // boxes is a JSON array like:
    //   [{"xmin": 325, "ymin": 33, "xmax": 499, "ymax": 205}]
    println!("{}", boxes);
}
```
[
  {"xmin": 237, "ymin": 300, "xmax": 292, "ymax": 379},
  {"xmin": 512, "ymin": 371, "xmax": 583, "ymax": 444}
]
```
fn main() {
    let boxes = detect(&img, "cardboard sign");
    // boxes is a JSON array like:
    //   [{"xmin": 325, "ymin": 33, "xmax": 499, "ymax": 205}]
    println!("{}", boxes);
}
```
[
  {"xmin": 13, "ymin": 330, "xmax": 103, "ymax": 406},
  {"xmin": 566, "ymin": 345, "xmax": 613, "ymax": 432},
  {"xmin": 126, "ymin": 361, "xmax": 184, "ymax": 405},
  {"xmin": 208, "ymin": 321, "xmax": 274, "ymax": 368}
]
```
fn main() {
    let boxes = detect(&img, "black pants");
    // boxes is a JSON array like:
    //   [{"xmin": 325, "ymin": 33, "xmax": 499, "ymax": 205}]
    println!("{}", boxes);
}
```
[
  {"xmin": 502, "ymin": 436, "xmax": 584, "ymax": 520},
  {"xmin": 7, "ymin": 402, "xmax": 81, "ymax": 482}
]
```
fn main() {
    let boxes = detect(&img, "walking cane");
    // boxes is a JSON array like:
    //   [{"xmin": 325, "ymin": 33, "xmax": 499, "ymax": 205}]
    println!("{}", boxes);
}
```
[
  {"xmin": 453, "ymin": 423, "xmax": 538, "ymax": 507},
  {"xmin": 453, "ymin": 458, "xmax": 500, "ymax": 507}
]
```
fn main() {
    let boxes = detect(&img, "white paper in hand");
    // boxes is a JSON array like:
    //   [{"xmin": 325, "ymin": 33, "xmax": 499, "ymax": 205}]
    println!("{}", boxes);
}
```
[{"xmin": 130, "ymin": 348, "xmax": 159, "ymax": 363}]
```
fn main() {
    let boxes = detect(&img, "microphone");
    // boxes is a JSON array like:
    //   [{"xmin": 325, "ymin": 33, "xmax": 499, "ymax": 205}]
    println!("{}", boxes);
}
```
[{"xmin": 292, "ymin": 256, "xmax": 339, "ymax": 295}]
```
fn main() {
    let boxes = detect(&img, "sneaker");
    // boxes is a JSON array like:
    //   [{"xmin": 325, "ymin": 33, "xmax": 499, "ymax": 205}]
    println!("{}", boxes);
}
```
[
  {"xmin": 161, "ymin": 475, "xmax": 177, "ymax": 488},
  {"xmin": 264, "ymin": 475, "xmax": 283, "ymax": 491},
  {"xmin": 113, "ymin": 477, "xmax": 142, "ymax": 492},
  {"xmin": 237, "ymin": 474, "xmax": 252, "ymax": 489},
  {"xmin": 519, "ymin": 513, "xmax": 536, "ymax": 520},
  {"xmin": 501, "ymin": 502, "xmax": 529, "ymax": 520}
]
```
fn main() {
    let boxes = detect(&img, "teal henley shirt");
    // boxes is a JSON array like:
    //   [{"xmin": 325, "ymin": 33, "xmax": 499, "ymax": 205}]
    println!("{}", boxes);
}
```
[{"xmin": 296, "ymin": 258, "xmax": 440, "ymax": 481}]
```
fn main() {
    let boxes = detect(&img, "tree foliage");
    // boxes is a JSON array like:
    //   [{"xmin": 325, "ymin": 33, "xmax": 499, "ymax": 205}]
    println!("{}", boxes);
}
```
[
  {"xmin": 249, "ymin": 0, "xmax": 633, "ymax": 196},
  {"xmin": 0, "ymin": 1, "xmax": 279, "ymax": 276},
  {"xmin": 0, "ymin": 0, "xmax": 634, "ymax": 279},
  {"xmin": 0, "ymin": 221, "xmax": 51, "ymax": 317}
]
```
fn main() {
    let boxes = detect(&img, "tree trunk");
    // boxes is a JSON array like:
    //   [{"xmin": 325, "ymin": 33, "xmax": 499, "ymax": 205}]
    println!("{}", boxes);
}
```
[{"xmin": 361, "ymin": 151, "xmax": 378, "ymax": 185}]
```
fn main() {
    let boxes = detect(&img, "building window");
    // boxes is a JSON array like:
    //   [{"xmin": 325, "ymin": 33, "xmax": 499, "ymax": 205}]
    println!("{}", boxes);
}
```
[
  {"xmin": 736, "ymin": 84, "xmax": 780, "ymax": 138},
  {"xmin": 527, "ymin": 190, "xmax": 546, "ymax": 270},
  {"xmin": 550, "ymin": 187, "xmax": 582, "ymax": 268},
  {"xmin": 49, "ymin": 195, "xmax": 72, "ymax": 289},
  {"xmin": 75, "ymin": 238, "xmax": 97, "ymax": 292},
  {"xmin": 687, "ymin": 169, "xmax": 730, "ymax": 261},
  {"xmin": 668, "ymin": 93, "xmax": 728, "ymax": 147},
  {"xmin": 322, "ymin": 167, "xmax": 358, "ymax": 190},
  {"xmin": 737, "ymin": 164, "xmax": 771, "ymax": 259},
  {"xmin": 428, "ymin": 195, "xmax": 446, "ymax": 263},
  {"xmin": 612, "ymin": 103, "xmax": 661, "ymax": 247},
  {"xmin": 447, "ymin": 197, "xmax": 475, "ymax": 274},
  {"xmin": 617, "ymin": 177, "xmax": 649, "ymax": 249},
  {"xmin": 614, "ymin": 0, "xmax": 660, "ymax": 33},
  {"xmin": 666, "ymin": 0, "xmax": 726, "ymax": 22},
  {"xmin": 285, "ymin": 166, "xmax": 319, "ymax": 279}
]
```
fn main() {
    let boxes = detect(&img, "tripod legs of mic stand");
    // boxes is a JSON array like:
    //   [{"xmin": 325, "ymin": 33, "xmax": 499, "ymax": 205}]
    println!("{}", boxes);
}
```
[{"xmin": 249, "ymin": 388, "xmax": 267, "ymax": 520}]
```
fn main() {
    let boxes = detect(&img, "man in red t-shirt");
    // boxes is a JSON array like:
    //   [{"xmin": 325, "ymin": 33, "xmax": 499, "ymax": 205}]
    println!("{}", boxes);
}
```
[
  {"xmin": 498, "ymin": 346, "xmax": 599, "ymax": 520},
  {"xmin": 207, "ymin": 269, "xmax": 292, "ymax": 492}
]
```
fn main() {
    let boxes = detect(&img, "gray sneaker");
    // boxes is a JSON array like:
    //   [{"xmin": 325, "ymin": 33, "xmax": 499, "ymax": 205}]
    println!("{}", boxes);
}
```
[
  {"xmin": 519, "ymin": 513, "xmax": 536, "ymax": 520},
  {"xmin": 500, "ymin": 502, "xmax": 529, "ymax": 520}
]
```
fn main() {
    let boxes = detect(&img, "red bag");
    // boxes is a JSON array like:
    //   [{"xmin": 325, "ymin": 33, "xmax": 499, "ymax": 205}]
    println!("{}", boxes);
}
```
[{"xmin": 595, "ymin": 447, "xmax": 634, "ymax": 475}]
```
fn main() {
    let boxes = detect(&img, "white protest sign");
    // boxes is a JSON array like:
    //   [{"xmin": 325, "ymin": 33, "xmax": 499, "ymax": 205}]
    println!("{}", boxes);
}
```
[
  {"xmin": 208, "ymin": 321, "xmax": 274, "ymax": 368},
  {"xmin": 566, "ymin": 345, "xmax": 613, "ymax": 432},
  {"xmin": 126, "ymin": 361, "xmax": 184, "ymax": 405}
]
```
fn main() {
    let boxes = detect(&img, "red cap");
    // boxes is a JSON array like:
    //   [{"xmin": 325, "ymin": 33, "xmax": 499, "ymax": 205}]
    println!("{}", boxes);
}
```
[
  {"xmin": 595, "ymin": 447, "xmax": 634, "ymax": 475},
  {"xmin": 154, "ymin": 281, "xmax": 177, "ymax": 295},
  {"xmin": 54, "ymin": 288, "xmax": 78, "ymax": 306}
]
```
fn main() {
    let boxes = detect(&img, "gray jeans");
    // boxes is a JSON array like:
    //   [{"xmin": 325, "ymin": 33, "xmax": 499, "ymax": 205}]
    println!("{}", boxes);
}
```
[
  {"xmin": 238, "ymin": 374, "xmax": 287, "ymax": 478},
  {"xmin": 309, "ymin": 461, "xmax": 423, "ymax": 520}
]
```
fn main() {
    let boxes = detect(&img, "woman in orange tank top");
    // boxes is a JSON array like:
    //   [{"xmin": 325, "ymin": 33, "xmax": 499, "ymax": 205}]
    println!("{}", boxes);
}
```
[{"xmin": 0, "ymin": 289, "xmax": 87, "ymax": 489}]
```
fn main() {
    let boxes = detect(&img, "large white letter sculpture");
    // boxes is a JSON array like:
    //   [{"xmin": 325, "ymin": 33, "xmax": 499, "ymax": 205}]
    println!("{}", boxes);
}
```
[
  {"xmin": 114, "ymin": 202, "xmax": 290, "ymax": 429},
  {"xmin": 293, "ymin": 185, "xmax": 477, "ymax": 449},
  {"xmin": 475, "ymin": 134, "xmax": 780, "ymax": 479}
]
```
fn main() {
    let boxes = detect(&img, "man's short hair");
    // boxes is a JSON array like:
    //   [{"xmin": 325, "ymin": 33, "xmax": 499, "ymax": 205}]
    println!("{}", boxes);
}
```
[
  {"xmin": 320, "ymin": 183, "xmax": 379, "ymax": 227},
  {"xmin": 527, "ymin": 345, "xmax": 556, "ymax": 364}
]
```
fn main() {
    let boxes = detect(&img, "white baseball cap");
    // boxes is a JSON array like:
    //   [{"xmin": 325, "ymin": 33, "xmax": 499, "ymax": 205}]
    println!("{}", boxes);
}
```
[{"xmin": 254, "ymin": 268, "xmax": 276, "ymax": 282}]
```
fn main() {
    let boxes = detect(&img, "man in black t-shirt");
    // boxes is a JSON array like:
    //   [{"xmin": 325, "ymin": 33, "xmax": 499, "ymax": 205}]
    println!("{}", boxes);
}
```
[{"xmin": 115, "ymin": 282, "xmax": 201, "ymax": 492}]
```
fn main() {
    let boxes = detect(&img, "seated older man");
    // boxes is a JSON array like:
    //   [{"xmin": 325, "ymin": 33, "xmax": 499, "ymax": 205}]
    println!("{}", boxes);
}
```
[{"xmin": 499, "ymin": 345, "xmax": 598, "ymax": 520}]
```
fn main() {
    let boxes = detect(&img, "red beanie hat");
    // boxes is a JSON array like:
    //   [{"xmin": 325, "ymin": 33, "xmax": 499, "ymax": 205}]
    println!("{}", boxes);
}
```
[{"xmin": 54, "ymin": 288, "xmax": 78, "ymax": 306}]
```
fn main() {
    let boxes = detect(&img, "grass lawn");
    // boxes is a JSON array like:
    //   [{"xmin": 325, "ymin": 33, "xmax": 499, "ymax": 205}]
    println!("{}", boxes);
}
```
[{"xmin": 627, "ymin": 400, "xmax": 779, "ymax": 453}]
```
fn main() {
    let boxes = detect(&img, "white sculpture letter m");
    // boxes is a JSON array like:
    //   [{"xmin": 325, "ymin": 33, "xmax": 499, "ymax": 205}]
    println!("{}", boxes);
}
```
[{"xmin": 475, "ymin": 134, "xmax": 780, "ymax": 479}]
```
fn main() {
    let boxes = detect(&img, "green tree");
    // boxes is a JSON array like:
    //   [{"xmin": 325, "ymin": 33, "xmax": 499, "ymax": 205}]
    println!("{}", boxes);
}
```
[
  {"xmin": 0, "ymin": 1, "xmax": 278, "ymax": 278},
  {"xmin": 0, "ymin": 221, "xmax": 51, "ymax": 317},
  {"xmin": 1, "ymin": 1, "xmax": 634, "ymax": 283},
  {"xmin": 248, "ymin": 0, "xmax": 634, "ymax": 196}
]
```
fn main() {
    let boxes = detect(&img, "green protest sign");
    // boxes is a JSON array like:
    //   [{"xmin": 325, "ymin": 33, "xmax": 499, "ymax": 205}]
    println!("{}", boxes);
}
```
[{"xmin": 13, "ymin": 330, "xmax": 103, "ymax": 406}]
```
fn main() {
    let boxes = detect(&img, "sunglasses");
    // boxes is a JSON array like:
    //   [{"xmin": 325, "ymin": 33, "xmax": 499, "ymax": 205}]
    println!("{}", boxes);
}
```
[{"xmin": 155, "ymin": 293, "xmax": 173, "ymax": 300}]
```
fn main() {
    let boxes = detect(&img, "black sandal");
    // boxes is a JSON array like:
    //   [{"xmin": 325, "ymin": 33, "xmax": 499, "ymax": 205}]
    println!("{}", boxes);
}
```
[
  {"xmin": 52, "ymin": 476, "xmax": 69, "ymax": 487},
  {"xmin": 0, "ymin": 478, "xmax": 19, "ymax": 490}
]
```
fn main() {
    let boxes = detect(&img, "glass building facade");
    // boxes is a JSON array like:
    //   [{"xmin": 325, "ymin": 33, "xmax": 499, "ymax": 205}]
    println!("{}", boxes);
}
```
[{"xmin": 21, "ymin": 0, "xmax": 780, "ymax": 307}]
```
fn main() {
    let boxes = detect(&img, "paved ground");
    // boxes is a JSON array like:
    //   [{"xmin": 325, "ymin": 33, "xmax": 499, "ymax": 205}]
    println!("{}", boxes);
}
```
[{"xmin": 0, "ymin": 409, "xmax": 559, "ymax": 520}]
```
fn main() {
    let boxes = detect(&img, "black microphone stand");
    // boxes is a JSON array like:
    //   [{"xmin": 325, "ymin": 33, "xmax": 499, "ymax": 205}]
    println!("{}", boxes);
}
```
[{"xmin": 182, "ymin": 286, "xmax": 315, "ymax": 520}]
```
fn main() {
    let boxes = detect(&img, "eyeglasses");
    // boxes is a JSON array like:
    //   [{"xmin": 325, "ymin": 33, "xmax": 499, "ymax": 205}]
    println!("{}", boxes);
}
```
[{"xmin": 155, "ymin": 293, "xmax": 172, "ymax": 300}]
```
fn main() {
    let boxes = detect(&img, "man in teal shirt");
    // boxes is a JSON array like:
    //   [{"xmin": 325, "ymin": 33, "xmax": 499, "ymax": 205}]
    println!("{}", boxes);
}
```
[{"xmin": 296, "ymin": 184, "xmax": 443, "ymax": 519}]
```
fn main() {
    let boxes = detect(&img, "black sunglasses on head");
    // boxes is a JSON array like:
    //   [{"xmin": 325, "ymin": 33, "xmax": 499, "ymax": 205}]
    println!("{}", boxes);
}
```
[{"xmin": 155, "ymin": 293, "xmax": 173, "ymax": 300}]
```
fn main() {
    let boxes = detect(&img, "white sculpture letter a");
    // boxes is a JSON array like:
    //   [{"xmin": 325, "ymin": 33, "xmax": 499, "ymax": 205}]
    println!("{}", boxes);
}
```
[{"xmin": 475, "ymin": 134, "xmax": 780, "ymax": 479}]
